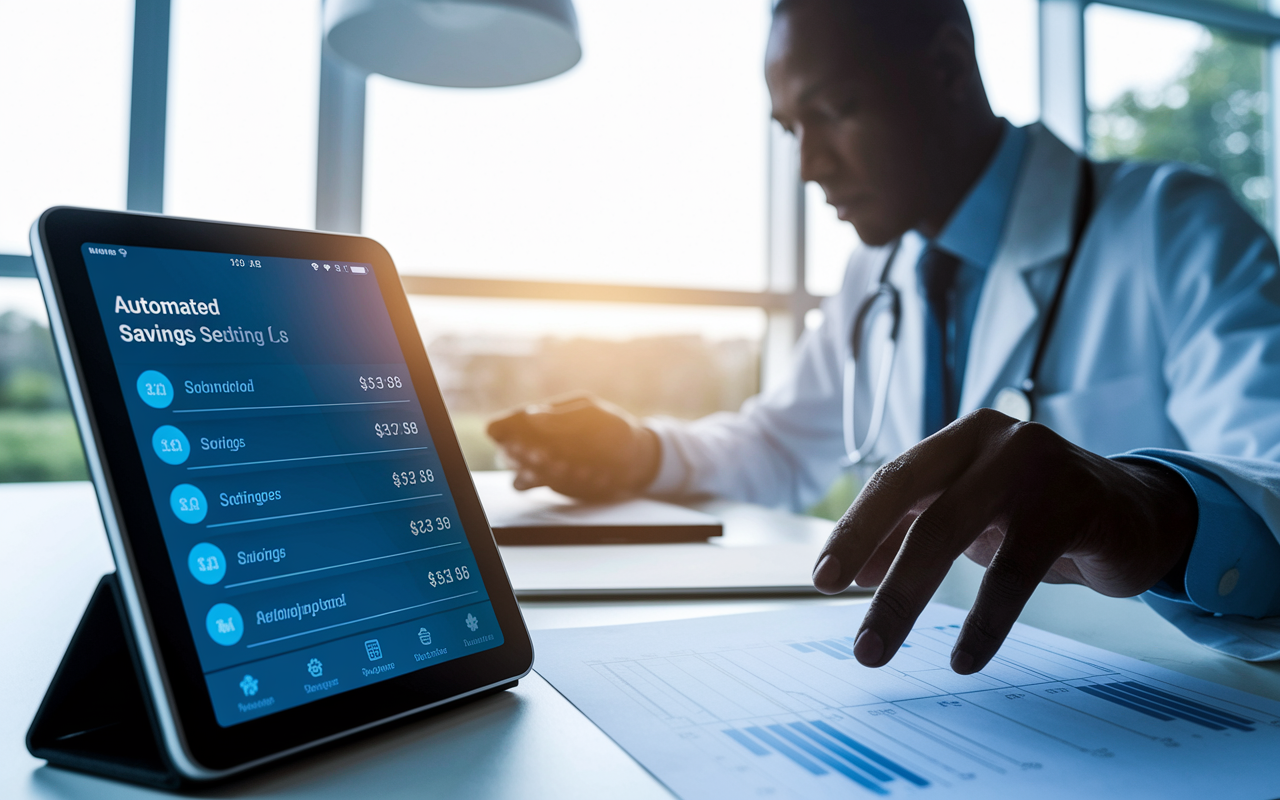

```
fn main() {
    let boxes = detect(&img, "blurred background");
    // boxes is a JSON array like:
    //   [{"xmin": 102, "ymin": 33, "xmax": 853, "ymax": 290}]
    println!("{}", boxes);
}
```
[{"xmin": 1, "ymin": 0, "xmax": 1277, "ymax": 517}]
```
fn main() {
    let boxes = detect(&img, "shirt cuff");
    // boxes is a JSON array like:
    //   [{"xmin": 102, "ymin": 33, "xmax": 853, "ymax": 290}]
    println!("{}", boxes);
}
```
[
  {"xmin": 643, "ymin": 416, "xmax": 691, "ymax": 496},
  {"xmin": 1116, "ymin": 451, "xmax": 1280, "ymax": 619}
]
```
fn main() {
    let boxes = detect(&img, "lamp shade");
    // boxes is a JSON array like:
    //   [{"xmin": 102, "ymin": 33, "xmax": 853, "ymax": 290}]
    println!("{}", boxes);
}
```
[{"xmin": 324, "ymin": 0, "xmax": 581, "ymax": 88}]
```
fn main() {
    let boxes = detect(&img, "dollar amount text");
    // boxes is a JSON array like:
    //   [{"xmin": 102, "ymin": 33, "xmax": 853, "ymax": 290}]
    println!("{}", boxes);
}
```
[
  {"xmin": 359, "ymin": 375, "xmax": 403, "ymax": 391},
  {"xmin": 392, "ymin": 469, "xmax": 435, "ymax": 488},
  {"xmin": 409, "ymin": 516, "xmax": 452, "ymax": 536},
  {"xmin": 374, "ymin": 421, "xmax": 419, "ymax": 438},
  {"xmin": 426, "ymin": 565, "xmax": 470, "ymax": 589}
]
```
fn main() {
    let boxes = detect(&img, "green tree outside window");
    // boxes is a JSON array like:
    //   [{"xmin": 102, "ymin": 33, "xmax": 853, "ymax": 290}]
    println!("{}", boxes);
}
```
[{"xmin": 1090, "ymin": 33, "xmax": 1270, "ymax": 227}]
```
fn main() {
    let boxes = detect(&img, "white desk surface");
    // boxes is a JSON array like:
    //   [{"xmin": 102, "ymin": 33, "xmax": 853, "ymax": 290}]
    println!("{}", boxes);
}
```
[{"xmin": 5, "ymin": 480, "xmax": 1280, "ymax": 799}]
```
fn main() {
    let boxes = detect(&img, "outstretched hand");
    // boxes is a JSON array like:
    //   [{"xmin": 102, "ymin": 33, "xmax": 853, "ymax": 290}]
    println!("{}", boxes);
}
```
[
  {"xmin": 814, "ymin": 409, "xmax": 1197, "ymax": 674},
  {"xmin": 487, "ymin": 395, "xmax": 661, "ymax": 502}
]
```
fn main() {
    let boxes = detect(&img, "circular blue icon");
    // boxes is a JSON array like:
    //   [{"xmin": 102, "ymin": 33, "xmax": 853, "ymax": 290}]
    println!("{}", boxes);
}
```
[
  {"xmin": 170, "ymin": 484, "xmax": 207, "ymax": 524},
  {"xmin": 188, "ymin": 542, "xmax": 227, "ymax": 585},
  {"xmin": 137, "ymin": 370, "xmax": 174, "ymax": 408},
  {"xmin": 206, "ymin": 603, "xmax": 243, "ymax": 646},
  {"xmin": 152, "ymin": 425, "xmax": 190, "ymax": 465}
]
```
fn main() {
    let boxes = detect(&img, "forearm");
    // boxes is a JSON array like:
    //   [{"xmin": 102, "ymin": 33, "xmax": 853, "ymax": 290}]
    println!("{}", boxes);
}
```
[{"xmin": 645, "ymin": 410, "xmax": 844, "ymax": 510}]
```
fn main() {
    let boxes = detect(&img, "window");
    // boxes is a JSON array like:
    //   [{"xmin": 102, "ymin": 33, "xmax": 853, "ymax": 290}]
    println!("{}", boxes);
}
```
[
  {"xmin": 164, "ymin": 0, "xmax": 321, "ymax": 227},
  {"xmin": 364, "ymin": 0, "xmax": 771, "ymax": 290},
  {"xmin": 364, "ymin": 0, "xmax": 775, "ymax": 468},
  {"xmin": 0, "ymin": 0, "xmax": 133, "ymax": 481},
  {"xmin": 6, "ymin": 0, "xmax": 1280, "ymax": 483},
  {"xmin": 0, "ymin": 0, "xmax": 133, "ymax": 253},
  {"xmin": 805, "ymin": 0, "xmax": 1040, "ymax": 296},
  {"xmin": 413, "ymin": 298, "xmax": 764, "ymax": 468},
  {"xmin": 1087, "ymin": 5, "xmax": 1270, "ymax": 227}
]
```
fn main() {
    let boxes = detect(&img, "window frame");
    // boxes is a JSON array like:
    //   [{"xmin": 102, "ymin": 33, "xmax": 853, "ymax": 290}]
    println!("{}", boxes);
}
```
[{"xmin": 1043, "ymin": 0, "xmax": 1280, "ymax": 233}]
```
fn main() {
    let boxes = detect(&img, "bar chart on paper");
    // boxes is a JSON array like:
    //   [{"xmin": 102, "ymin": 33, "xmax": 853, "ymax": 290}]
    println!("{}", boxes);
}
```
[{"xmin": 534, "ymin": 604, "xmax": 1280, "ymax": 800}]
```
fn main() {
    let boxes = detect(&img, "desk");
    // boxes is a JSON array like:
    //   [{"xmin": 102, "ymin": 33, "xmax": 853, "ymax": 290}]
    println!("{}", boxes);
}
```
[{"xmin": 4, "ymin": 480, "xmax": 1280, "ymax": 799}]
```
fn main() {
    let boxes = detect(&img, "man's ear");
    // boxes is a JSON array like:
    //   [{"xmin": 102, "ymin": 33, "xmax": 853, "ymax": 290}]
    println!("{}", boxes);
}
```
[{"xmin": 926, "ymin": 21, "xmax": 982, "ymax": 105}]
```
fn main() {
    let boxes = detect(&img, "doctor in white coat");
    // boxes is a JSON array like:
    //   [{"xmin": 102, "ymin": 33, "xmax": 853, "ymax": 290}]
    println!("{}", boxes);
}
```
[{"xmin": 489, "ymin": 0, "xmax": 1280, "ymax": 671}]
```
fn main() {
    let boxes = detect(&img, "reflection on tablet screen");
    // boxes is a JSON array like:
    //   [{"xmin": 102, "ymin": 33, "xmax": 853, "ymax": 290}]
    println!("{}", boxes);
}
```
[{"xmin": 81, "ymin": 243, "xmax": 503, "ymax": 728}]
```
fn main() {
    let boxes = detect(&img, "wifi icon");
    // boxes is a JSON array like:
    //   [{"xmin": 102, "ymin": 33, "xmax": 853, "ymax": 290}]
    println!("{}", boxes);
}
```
[{"xmin": 323, "ymin": 264, "xmax": 331, "ymax": 271}]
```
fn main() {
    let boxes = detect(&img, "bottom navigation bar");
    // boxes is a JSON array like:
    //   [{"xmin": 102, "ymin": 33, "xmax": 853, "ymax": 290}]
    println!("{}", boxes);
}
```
[{"xmin": 205, "ymin": 600, "xmax": 503, "ymax": 727}]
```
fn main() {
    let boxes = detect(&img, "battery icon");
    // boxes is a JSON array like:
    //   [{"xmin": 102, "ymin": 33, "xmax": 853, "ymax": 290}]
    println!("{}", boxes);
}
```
[{"xmin": 351, "ymin": 266, "xmax": 368, "ymax": 274}]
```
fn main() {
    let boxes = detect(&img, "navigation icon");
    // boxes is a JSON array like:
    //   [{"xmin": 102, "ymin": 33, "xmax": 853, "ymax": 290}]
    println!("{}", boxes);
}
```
[
  {"xmin": 239, "ymin": 675, "xmax": 258, "ymax": 697},
  {"xmin": 364, "ymin": 639, "xmax": 383, "ymax": 661},
  {"xmin": 465, "ymin": 613, "xmax": 479, "ymax": 632},
  {"xmin": 307, "ymin": 658, "xmax": 323, "ymax": 677},
  {"xmin": 417, "ymin": 628, "xmax": 432, "ymax": 646}
]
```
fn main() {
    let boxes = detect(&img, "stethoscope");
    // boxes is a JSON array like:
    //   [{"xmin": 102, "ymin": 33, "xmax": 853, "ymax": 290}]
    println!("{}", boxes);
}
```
[{"xmin": 843, "ymin": 159, "xmax": 1096, "ymax": 465}]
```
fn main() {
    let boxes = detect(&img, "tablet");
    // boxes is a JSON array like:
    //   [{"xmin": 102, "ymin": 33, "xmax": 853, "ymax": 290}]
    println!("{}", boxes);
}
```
[{"xmin": 31, "ymin": 207, "xmax": 533, "ymax": 779}]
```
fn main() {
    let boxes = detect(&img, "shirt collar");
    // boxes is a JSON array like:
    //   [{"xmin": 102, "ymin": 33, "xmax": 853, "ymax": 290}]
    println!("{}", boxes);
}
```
[{"xmin": 930, "ymin": 120, "xmax": 1029, "ymax": 270}]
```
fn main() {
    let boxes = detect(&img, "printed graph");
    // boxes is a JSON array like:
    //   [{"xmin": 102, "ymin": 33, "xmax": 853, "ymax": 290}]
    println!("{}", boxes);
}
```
[
  {"xmin": 578, "ymin": 617, "xmax": 1280, "ymax": 798},
  {"xmin": 723, "ymin": 719, "xmax": 929, "ymax": 795}
]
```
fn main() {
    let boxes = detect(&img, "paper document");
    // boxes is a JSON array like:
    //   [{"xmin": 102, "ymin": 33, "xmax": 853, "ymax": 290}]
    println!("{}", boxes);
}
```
[{"xmin": 535, "ymin": 603, "xmax": 1280, "ymax": 800}]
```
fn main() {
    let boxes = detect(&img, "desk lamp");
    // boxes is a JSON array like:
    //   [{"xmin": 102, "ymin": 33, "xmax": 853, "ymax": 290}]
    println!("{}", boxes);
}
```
[{"xmin": 324, "ymin": 0, "xmax": 581, "ymax": 87}]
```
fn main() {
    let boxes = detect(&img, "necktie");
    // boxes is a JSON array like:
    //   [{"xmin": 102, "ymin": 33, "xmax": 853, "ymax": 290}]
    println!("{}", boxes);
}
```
[{"xmin": 919, "ymin": 245, "xmax": 962, "ymax": 437}]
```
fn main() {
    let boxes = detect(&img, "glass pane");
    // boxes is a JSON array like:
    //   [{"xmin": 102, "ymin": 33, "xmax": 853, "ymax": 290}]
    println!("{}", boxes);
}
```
[
  {"xmin": 364, "ymin": 0, "xmax": 771, "ymax": 290},
  {"xmin": 1087, "ymin": 5, "xmax": 1269, "ymax": 227},
  {"xmin": 0, "ymin": 0, "xmax": 132, "ymax": 253},
  {"xmin": 411, "ymin": 298, "xmax": 764, "ymax": 469},
  {"xmin": 0, "ymin": 278, "xmax": 86, "ymax": 482},
  {"xmin": 165, "ymin": 0, "xmax": 321, "ymax": 227},
  {"xmin": 805, "ymin": 0, "xmax": 1040, "ymax": 296}
]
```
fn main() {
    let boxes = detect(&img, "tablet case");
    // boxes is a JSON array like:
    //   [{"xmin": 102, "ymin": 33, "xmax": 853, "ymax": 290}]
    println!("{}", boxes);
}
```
[
  {"xmin": 27, "ymin": 573, "xmax": 518, "ymax": 789},
  {"xmin": 26, "ymin": 573, "xmax": 187, "ymax": 789}
]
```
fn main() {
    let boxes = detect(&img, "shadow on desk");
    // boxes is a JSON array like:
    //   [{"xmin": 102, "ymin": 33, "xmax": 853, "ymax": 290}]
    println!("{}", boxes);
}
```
[
  {"xmin": 26, "ymin": 668, "xmax": 667, "ymax": 800},
  {"xmin": 30, "ymin": 689, "xmax": 528, "ymax": 798}
]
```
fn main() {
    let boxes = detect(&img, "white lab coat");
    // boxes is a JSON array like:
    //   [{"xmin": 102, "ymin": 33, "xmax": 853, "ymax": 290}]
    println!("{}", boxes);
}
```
[{"xmin": 649, "ymin": 124, "xmax": 1280, "ymax": 660}]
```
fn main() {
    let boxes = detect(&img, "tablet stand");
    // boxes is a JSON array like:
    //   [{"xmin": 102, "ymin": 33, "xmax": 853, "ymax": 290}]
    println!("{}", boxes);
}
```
[
  {"xmin": 26, "ymin": 573, "xmax": 187, "ymax": 789},
  {"xmin": 28, "ymin": 573, "xmax": 521, "ymax": 789}
]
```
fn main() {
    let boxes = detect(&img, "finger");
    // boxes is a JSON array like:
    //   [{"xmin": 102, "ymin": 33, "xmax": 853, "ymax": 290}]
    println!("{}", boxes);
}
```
[
  {"xmin": 523, "ymin": 406, "xmax": 600, "ymax": 441},
  {"xmin": 541, "ymin": 395, "xmax": 596, "ymax": 413},
  {"xmin": 814, "ymin": 410, "xmax": 1012, "ymax": 592},
  {"xmin": 489, "ymin": 397, "xmax": 597, "ymax": 444},
  {"xmin": 487, "ymin": 409, "xmax": 532, "ymax": 442},
  {"xmin": 852, "ymin": 514, "xmax": 914, "ymax": 587},
  {"xmin": 524, "ymin": 446, "xmax": 550, "ymax": 467},
  {"xmin": 951, "ymin": 528, "xmax": 1065, "ymax": 674},
  {"xmin": 852, "ymin": 449, "xmax": 1013, "ymax": 667},
  {"xmin": 513, "ymin": 467, "xmax": 547, "ymax": 491},
  {"xmin": 544, "ymin": 462, "xmax": 604, "ymax": 500}
]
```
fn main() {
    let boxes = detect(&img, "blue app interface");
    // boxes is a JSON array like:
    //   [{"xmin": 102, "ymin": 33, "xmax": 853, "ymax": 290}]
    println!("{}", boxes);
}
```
[{"xmin": 81, "ymin": 244, "xmax": 502, "ymax": 727}]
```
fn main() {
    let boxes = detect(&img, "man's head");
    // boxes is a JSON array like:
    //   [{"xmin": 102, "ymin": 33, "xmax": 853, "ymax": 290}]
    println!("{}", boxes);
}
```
[{"xmin": 766, "ymin": 0, "xmax": 1001, "ymax": 246}]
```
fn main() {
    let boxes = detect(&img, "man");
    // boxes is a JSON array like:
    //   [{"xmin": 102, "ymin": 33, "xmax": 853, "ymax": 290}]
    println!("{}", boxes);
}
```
[{"xmin": 489, "ymin": 0, "xmax": 1280, "ymax": 672}]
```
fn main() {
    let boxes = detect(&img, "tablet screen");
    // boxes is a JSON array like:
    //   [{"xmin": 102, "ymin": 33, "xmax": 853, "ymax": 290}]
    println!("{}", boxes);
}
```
[{"xmin": 80, "ymin": 243, "xmax": 504, "ymax": 728}]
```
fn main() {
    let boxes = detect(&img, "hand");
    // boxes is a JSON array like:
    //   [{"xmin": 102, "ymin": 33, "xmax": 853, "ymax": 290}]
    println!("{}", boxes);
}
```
[
  {"xmin": 812, "ymin": 408, "xmax": 1197, "ymax": 674},
  {"xmin": 486, "ymin": 395, "xmax": 661, "ymax": 502}
]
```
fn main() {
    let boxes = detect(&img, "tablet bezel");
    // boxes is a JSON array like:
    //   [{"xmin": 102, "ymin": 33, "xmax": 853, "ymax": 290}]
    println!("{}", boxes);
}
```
[{"xmin": 34, "ymin": 207, "xmax": 533, "ymax": 776}]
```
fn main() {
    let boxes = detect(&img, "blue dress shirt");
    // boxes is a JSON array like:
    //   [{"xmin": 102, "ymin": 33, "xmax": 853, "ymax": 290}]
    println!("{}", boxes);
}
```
[
  {"xmin": 926, "ymin": 120, "xmax": 1029, "ymax": 406},
  {"xmin": 923, "ymin": 121, "xmax": 1280, "ymax": 621}
]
